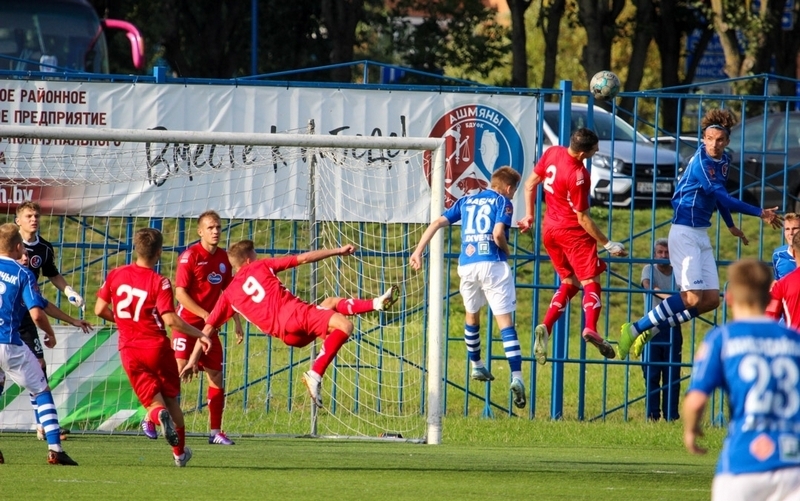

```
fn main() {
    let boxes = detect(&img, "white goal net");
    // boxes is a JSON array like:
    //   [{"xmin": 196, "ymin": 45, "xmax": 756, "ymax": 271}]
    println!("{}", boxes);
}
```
[{"xmin": 0, "ymin": 125, "xmax": 445, "ymax": 444}]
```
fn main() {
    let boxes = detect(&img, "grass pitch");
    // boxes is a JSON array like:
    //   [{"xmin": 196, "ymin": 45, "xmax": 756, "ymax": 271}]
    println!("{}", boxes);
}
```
[{"xmin": 0, "ymin": 418, "xmax": 722, "ymax": 501}]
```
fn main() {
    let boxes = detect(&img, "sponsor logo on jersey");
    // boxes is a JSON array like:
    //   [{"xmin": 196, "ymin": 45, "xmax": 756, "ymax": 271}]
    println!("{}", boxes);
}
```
[
  {"xmin": 29, "ymin": 255, "xmax": 42, "ymax": 269},
  {"xmin": 749, "ymin": 433, "xmax": 775, "ymax": 461},
  {"xmin": 707, "ymin": 168, "xmax": 715, "ymax": 180},
  {"xmin": 198, "ymin": 261, "xmax": 208, "ymax": 266},
  {"xmin": 424, "ymin": 105, "xmax": 525, "ymax": 208},
  {"xmin": 208, "ymin": 272, "xmax": 223, "ymax": 285},
  {"xmin": 161, "ymin": 278, "xmax": 171, "ymax": 290}
]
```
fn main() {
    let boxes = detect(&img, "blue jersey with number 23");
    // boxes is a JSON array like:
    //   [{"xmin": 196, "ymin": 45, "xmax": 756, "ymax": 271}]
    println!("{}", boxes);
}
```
[
  {"xmin": 689, "ymin": 317, "xmax": 800, "ymax": 475},
  {"xmin": 443, "ymin": 189, "xmax": 513, "ymax": 266}
]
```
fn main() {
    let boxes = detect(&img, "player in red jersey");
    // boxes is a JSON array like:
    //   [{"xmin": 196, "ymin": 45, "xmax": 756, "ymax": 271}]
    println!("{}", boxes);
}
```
[
  {"xmin": 767, "ymin": 231, "xmax": 800, "ymax": 329},
  {"xmin": 180, "ymin": 240, "xmax": 399, "ymax": 408},
  {"xmin": 169, "ymin": 211, "xmax": 243, "ymax": 446},
  {"xmin": 94, "ymin": 228, "xmax": 211, "ymax": 467},
  {"xmin": 517, "ymin": 128, "xmax": 627, "ymax": 364}
]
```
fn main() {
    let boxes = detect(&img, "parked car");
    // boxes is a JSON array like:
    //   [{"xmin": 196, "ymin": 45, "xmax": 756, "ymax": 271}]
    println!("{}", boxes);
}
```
[
  {"xmin": 651, "ymin": 134, "xmax": 700, "ymax": 163},
  {"xmin": 726, "ymin": 112, "xmax": 800, "ymax": 213},
  {"xmin": 540, "ymin": 103, "xmax": 684, "ymax": 207}
]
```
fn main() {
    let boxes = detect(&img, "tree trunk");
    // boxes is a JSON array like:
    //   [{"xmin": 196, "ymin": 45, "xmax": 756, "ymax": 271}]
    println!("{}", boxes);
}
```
[
  {"xmin": 577, "ymin": 0, "xmax": 625, "ymax": 81},
  {"xmin": 508, "ymin": 0, "xmax": 533, "ymax": 87},
  {"xmin": 619, "ymin": 0, "xmax": 654, "ymax": 118},
  {"xmin": 540, "ymin": 0, "xmax": 566, "ymax": 97},
  {"xmin": 321, "ymin": 0, "xmax": 365, "ymax": 82}
]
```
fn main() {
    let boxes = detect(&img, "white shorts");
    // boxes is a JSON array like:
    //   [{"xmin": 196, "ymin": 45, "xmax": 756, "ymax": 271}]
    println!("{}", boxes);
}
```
[
  {"xmin": 457, "ymin": 261, "xmax": 516, "ymax": 315},
  {"xmin": 0, "ymin": 343, "xmax": 48, "ymax": 395},
  {"xmin": 713, "ymin": 467, "xmax": 800, "ymax": 501},
  {"xmin": 669, "ymin": 224, "xmax": 720, "ymax": 291}
]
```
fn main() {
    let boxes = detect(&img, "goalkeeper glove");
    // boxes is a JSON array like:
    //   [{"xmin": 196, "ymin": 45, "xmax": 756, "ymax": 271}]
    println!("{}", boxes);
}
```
[
  {"xmin": 603, "ymin": 241, "xmax": 625, "ymax": 255},
  {"xmin": 64, "ymin": 285, "xmax": 85, "ymax": 311}
]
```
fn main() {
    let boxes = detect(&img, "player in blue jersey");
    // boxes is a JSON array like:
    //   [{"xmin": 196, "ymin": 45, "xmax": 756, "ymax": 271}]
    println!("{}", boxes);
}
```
[
  {"xmin": 618, "ymin": 108, "xmax": 782, "ymax": 360},
  {"xmin": 0, "ymin": 223, "xmax": 77, "ymax": 465},
  {"xmin": 684, "ymin": 259, "xmax": 800, "ymax": 500},
  {"xmin": 772, "ymin": 212, "xmax": 799, "ymax": 281},
  {"xmin": 410, "ymin": 166, "xmax": 526, "ymax": 408}
]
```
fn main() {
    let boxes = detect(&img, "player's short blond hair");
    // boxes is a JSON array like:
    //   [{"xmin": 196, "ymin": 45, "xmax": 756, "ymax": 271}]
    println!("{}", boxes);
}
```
[
  {"xmin": 197, "ymin": 210, "xmax": 221, "ymax": 227},
  {"xmin": 228, "ymin": 240, "xmax": 256, "ymax": 268},
  {"xmin": 0, "ymin": 223, "xmax": 22, "ymax": 254},
  {"xmin": 726, "ymin": 258, "xmax": 771, "ymax": 310},
  {"xmin": 490, "ymin": 166, "xmax": 521, "ymax": 190},
  {"xmin": 785, "ymin": 212, "xmax": 799, "ymax": 224},
  {"xmin": 15, "ymin": 201, "xmax": 40, "ymax": 216},
  {"xmin": 134, "ymin": 228, "xmax": 163, "ymax": 260}
]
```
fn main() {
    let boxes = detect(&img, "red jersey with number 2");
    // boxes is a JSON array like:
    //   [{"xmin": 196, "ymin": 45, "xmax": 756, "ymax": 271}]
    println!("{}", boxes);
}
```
[
  {"xmin": 206, "ymin": 255, "xmax": 302, "ymax": 336},
  {"xmin": 97, "ymin": 264, "xmax": 176, "ymax": 350},
  {"xmin": 534, "ymin": 146, "xmax": 590, "ymax": 230}
]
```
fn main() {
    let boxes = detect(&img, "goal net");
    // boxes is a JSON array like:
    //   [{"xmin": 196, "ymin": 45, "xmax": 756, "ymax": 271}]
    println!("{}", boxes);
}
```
[{"xmin": 0, "ymin": 125, "xmax": 445, "ymax": 444}]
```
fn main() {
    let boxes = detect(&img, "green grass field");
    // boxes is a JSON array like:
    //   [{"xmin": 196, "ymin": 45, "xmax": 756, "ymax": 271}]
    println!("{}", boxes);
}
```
[{"xmin": 0, "ymin": 418, "xmax": 724, "ymax": 501}]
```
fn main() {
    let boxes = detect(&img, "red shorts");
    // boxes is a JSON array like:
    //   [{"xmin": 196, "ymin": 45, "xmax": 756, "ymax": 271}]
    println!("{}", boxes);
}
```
[
  {"xmin": 278, "ymin": 301, "xmax": 336, "ymax": 348},
  {"xmin": 120, "ymin": 339, "xmax": 181, "ymax": 407},
  {"xmin": 172, "ymin": 319, "xmax": 223, "ymax": 371},
  {"xmin": 543, "ymin": 225, "xmax": 607, "ymax": 281}
]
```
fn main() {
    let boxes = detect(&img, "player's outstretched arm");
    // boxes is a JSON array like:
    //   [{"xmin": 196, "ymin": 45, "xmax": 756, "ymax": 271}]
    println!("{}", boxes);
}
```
[
  {"xmin": 49, "ymin": 274, "xmax": 85, "ymax": 310},
  {"xmin": 296, "ymin": 244, "xmax": 357, "ymax": 266},
  {"xmin": 44, "ymin": 302, "xmax": 93, "ymax": 333},
  {"xmin": 575, "ymin": 210, "xmax": 627, "ymax": 257},
  {"xmin": 517, "ymin": 171, "xmax": 542, "ymax": 233},
  {"xmin": 682, "ymin": 390, "xmax": 708, "ymax": 455},
  {"xmin": 181, "ymin": 324, "xmax": 217, "ymax": 382},
  {"xmin": 30, "ymin": 307, "xmax": 57, "ymax": 348},
  {"xmin": 410, "ymin": 216, "xmax": 450, "ymax": 271}
]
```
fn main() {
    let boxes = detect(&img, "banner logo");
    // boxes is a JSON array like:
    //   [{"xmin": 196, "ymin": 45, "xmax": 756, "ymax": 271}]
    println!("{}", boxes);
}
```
[{"xmin": 425, "ymin": 105, "xmax": 524, "ymax": 208}]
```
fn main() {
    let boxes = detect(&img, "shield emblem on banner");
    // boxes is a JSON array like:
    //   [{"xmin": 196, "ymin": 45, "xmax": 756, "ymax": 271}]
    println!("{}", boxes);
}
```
[{"xmin": 424, "ymin": 105, "xmax": 524, "ymax": 208}]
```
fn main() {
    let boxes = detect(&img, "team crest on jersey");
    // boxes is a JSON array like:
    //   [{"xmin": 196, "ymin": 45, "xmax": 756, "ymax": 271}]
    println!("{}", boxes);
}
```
[
  {"xmin": 208, "ymin": 272, "xmax": 223, "ymax": 285},
  {"xmin": 29, "ymin": 255, "xmax": 42, "ymax": 269},
  {"xmin": 721, "ymin": 163, "xmax": 728, "ymax": 177},
  {"xmin": 424, "ymin": 105, "xmax": 524, "ymax": 208},
  {"xmin": 465, "ymin": 244, "xmax": 476, "ymax": 257},
  {"xmin": 219, "ymin": 263, "xmax": 227, "ymax": 274}
]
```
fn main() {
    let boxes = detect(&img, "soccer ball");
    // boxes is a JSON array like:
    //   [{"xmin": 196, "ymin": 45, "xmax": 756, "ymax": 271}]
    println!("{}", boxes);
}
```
[{"xmin": 590, "ymin": 71, "xmax": 621, "ymax": 100}]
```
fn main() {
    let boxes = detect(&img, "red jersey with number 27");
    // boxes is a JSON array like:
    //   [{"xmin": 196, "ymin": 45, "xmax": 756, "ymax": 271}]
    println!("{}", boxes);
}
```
[
  {"xmin": 534, "ymin": 146, "xmax": 591, "ymax": 230},
  {"xmin": 97, "ymin": 264, "xmax": 176, "ymax": 350},
  {"xmin": 175, "ymin": 243, "xmax": 233, "ymax": 324},
  {"xmin": 206, "ymin": 255, "xmax": 302, "ymax": 336}
]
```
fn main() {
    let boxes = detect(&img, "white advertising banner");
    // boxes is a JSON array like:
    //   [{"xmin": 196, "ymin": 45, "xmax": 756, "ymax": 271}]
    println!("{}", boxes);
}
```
[{"xmin": 0, "ymin": 81, "xmax": 538, "ymax": 221}]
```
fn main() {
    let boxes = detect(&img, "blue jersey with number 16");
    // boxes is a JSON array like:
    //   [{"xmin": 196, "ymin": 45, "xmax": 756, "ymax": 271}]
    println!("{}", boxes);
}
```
[
  {"xmin": 443, "ymin": 189, "xmax": 513, "ymax": 266},
  {"xmin": 689, "ymin": 317, "xmax": 800, "ymax": 475},
  {"xmin": 0, "ymin": 255, "xmax": 48, "ymax": 346}
]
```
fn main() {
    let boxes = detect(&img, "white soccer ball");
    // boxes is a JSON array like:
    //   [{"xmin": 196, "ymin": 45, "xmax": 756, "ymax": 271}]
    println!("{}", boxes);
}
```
[{"xmin": 590, "ymin": 70, "xmax": 621, "ymax": 100}]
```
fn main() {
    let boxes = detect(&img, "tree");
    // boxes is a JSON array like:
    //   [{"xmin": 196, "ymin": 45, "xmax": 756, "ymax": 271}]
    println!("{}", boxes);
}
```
[
  {"xmin": 385, "ymin": 0, "xmax": 510, "ymax": 81},
  {"xmin": 321, "ymin": 0, "xmax": 367, "ymax": 82},
  {"xmin": 508, "ymin": 0, "xmax": 534, "ymax": 87},
  {"xmin": 575, "ymin": 0, "xmax": 626, "ymax": 81},
  {"xmin": 538, "ymin": 0, "xmax": 567, "ymax": 93}
]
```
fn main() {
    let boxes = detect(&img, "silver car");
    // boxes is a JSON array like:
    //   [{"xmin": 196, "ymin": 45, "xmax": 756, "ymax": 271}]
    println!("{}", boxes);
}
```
[{"xmin": 540, "ymin": 103, "xmax": 684, "ymax": 207}]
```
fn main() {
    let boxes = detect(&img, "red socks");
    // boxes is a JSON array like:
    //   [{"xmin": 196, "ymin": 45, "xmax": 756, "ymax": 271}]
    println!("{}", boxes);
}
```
[
  {"xmin": 335, "ymin": 298, "xmax": 374, "ymax": 315},
  {"xmin": 207, "ymin": 386, "xmax": 225, "ymax": 431},
  {"xmin": 172, "ymin": 427, "xmax": 186, "ymax": 456},
  {"xmin": 582, "ymin": 282, "xmax": 603, "ymax": 333},
  {"xmin": 543, "ymin": 283, "xmax": 580, "ymax": 330},
  {"xmin": 311, "ymin": 329, "xmax": 349, "ymax": 376},
  {"xmin": 148, "ymin": 405, "xmax": 166, "ymax": 425}
]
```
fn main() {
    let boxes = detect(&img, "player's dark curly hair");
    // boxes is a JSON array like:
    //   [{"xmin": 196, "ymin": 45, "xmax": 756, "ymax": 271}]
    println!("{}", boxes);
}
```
[
  {"xmin": 701, "ymin": 109, "xmax": 738, "ymax": 136},
  {"xmin": 570, "ymin": 127, "xmax": 599, "ymax": 153}
]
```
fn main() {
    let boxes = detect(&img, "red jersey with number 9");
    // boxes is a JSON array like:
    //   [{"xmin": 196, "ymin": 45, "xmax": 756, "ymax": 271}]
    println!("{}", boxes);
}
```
[
  {"xmin": 534, "ymin": 146, "xmax": 591, "ymax": 230},
  {"xmin": 97, "ymin": 264, "xmax": 176, "ymax": 349},
  {"xmin": 206, "ymin": 255, "xmax": 300, "ymax": 336}
]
